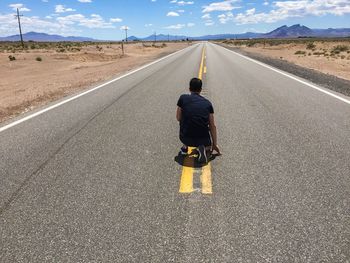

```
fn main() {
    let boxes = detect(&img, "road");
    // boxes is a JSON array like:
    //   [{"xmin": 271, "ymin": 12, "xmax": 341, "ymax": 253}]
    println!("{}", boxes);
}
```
[{"xmin": 1, "ymin": 42, "xmax": 350, "ymax": 262}]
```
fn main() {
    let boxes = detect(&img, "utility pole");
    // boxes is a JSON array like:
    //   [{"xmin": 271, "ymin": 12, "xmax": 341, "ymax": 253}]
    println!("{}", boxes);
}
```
[
  {"xmin": 124, "ymin": 27, "xmax": 128, "ymax": 42},
  {"xmin": 154, "ymin": 31, "xmax": 157, "ymax": 43},
  {"xmin": 15, "ymin": 8, "xmax": 24, "ymax": 48}
]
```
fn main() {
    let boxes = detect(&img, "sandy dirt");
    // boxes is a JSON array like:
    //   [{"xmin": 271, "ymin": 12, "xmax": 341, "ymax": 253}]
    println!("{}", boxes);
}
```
[
  {"xmin": 236, "ymin": 41, "xmax": 350, "ymax": 81},
  {"xmin": 0, "ymin": 42, "xmax": 189, "ymax": 123}
]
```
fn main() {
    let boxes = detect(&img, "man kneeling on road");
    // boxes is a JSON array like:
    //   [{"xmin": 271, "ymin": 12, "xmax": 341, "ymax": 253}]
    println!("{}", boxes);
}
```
[{"xmin": 176, "ymin": 78, "xmax": 221, "ymax": 163}]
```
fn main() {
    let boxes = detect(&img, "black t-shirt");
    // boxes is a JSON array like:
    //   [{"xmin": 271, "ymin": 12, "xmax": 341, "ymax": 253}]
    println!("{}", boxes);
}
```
[{"xmin": 177, "ymin": 93, "xmax": 214, "ymax": 138}]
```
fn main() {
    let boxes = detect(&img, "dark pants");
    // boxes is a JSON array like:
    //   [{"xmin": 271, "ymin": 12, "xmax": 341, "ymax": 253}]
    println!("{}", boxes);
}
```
[{"xmin": 180, "ymin": 135, "xmax": 212, "ymax": 147}]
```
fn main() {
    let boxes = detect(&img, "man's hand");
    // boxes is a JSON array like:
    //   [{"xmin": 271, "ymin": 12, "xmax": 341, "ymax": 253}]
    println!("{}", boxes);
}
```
[{"xmin": 212, "ymin": 144, "xmax": 221, "ymax": 155}]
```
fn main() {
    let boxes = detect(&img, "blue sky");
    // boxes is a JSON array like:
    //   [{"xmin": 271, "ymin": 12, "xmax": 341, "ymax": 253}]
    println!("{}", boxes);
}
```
[{"xmin": 1, "ymin": 0, "xmax": 349, "ymax": 39}]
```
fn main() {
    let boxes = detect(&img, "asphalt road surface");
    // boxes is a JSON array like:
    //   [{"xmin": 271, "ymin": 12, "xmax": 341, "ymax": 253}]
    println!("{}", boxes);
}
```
[{"xmin": 1, "ymin": 42, "xmax": 350, "ymax": 262}]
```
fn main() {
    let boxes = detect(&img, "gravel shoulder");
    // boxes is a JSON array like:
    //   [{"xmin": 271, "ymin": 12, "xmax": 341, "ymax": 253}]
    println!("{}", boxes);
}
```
[{"xmin": 218, "ymin": 43, "xmax": 350, "ymax": 97}]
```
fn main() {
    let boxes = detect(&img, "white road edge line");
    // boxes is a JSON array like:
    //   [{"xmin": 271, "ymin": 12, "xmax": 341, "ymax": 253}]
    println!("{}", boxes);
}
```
[
  {"xmin": 212, "ymin": 42, "xmax": 350, "ymax": 106},
  {"xmin": 0, "ymin": 43, "xmax": 200, "ymax": 133}
]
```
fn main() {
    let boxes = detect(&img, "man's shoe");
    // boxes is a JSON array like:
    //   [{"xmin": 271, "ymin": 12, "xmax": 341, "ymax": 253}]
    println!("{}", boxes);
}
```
[
  {"xmin": 180, "ymin": 146, "xmax": 188, "ymax": 155},
  {"xmin": 197, "ymin": 145, "xmax": 208, "ymax": 163}
]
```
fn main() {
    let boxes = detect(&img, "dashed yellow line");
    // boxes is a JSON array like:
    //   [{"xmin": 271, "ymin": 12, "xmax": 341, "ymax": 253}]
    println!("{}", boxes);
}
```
[
  {"xmin": 179, "ymin": 147, "xmax": 196, "ymax": 193},
  {"xmin": 179, "ymin": 45, "xmax": 212, "ymax": 195},
  {"xmin": 201, "ymin": 163, "xmax": 212, "ymax": 194},
  {"xmin": 198, "ymin": 46, "xmax": 206, "ymax": 80},
  {"xmin": 179, "ymin": 166, "xmax": 194, "ymax": 193}
]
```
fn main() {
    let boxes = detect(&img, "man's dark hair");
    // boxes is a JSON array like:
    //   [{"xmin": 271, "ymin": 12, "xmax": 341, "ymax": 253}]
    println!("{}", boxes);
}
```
[{"xmin": 189, "ymin": 78, "xmax": 202, "ymax": 92}]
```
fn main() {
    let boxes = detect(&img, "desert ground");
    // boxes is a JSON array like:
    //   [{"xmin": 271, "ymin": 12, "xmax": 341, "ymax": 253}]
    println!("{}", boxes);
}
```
[
  {"xmin": 221, "ymin": 39, "xmax": 350, "ymax": 81},
  {"xmin": 0, "ymin": 41, "xmax": 189, "ymax": 123}
]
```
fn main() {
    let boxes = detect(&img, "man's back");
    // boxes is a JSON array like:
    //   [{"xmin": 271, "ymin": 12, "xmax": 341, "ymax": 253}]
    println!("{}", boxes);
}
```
[
  {"xmin": 177, "ymin": 93, "xmax": 214, "ymax": 139},
  {"xmin": 176, "ymin": 77, "xmax": 220, "ymax": 157}
]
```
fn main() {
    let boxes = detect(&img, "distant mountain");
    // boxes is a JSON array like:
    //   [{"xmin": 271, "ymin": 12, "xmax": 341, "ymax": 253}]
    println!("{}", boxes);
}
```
[
  {"xmin": 312, "ymin": 28, "xmax": 350, "ymax": 37},
  {"xmin": 1, "ymin": 25, "xmax": 350, "ymax": 43},
  {"xmin": 127, "ymin": 34, "xmax": 188, "ymax": 41},
  {"xmin": 0, "ymin": 31, "xmax": 97, "ymax": 42},
  {"xmin": 127, "ymin": 32, "xmax": 262, "ymax": 42},
  {"xmin": 262, "ymin": 24, "xmax": 350, "ymax": 38},
  {"xmin": 263, "ymin": 24, "xmax": 313, "ymax": 38},
  {"xmin": 193, "ymin": 32, "xmax": 262, "ymax": 40},
  {"xmin": 126, "ymin": 36, "xmax": 140, "ymax": 41},
  {"xmin": 130, "ymin": 25, "xmax": 349, "ymax": 41}
]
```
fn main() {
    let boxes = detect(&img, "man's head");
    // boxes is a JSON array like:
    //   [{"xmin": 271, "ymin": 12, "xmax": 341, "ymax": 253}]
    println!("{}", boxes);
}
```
[{"xmin": 189, "ymin": 78, "xmax": 202, "ymax": 93}]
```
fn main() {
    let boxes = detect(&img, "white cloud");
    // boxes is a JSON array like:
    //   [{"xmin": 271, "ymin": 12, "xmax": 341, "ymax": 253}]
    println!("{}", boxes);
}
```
[
  {"xmin": 170, "ymin": 0, "xmax": 194, "ymax": 5},
  {"xmin": 120, "ymin": 25, "xmax": 130, "ymax": 30},
  {"xmin": 246, "ymin": 8, "xmax": 255, "ymax": 15},
  {"xmin": 177, "ymin": 1, "xmax": 194, "ymax": 5},
  {"xmin": 202, "ymin": 13, "xmax": 211, "ymax": 19},
  {"xmin": 110, "ymin": 18, "xmax": 123, "ymax": 23},
  {"xmin": 164, "ymin": 21, "xmax": 196, "ymax": 29},
  {"xmin": 167, "ymin": 11, "xmax": 180, "ymax": 16},
  {"xmin": 218, "ymin": 12, "xmax": 234, "ymax": 23},
  {"xmin": 9, "ymin": 3, "xmax": 31, "ymax": 12},
  {"xmin": 78, "ymin": 0, "xmax": 92, "ymax": 2},
  {"xmin": 0, "ymin": 13, "xmax": 78, "ymax": 36},
  {"xmin": 235, "ymin": 0, "xmax": 350, "ymax": 24},
  {"xmin": 57, "ymin": 14, "xmax": 115, "ymax": 28},
  {"xmin": 0, "ymin": 8, "xmax": 124, "ymax": 37},
  {"xmin": 164, "ymin": 23, "xmax": 186, "ymax": 29},
  {"xmin": 145, "ymin": 23, "xmax": 153, "ymax": 27},
  {"xmin": 55, "ymin": 5, "xmax": 76, "ymax": 13},
  {"xmin": 205, "ymin": 21, "xmax": 214, "ymax": 26},
  {"xmin": 202, "ymin": 0, "xmax": 240, "ymax": 13}
]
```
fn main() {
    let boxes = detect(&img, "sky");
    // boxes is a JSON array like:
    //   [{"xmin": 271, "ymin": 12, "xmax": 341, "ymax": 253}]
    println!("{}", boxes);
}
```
[{"xmin": 1, "ymin": 0, "xmax": 350, "ymax": 40}]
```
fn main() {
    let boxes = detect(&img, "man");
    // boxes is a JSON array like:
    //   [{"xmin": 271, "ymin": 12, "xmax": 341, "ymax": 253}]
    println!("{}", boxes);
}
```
[{"xmin": 176, "ymin": 78, "xmax": 221, "ymax": 163}]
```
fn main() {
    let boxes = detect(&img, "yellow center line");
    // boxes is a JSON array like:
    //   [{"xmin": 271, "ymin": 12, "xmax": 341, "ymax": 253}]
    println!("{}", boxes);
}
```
[
  {"xmin": 198, "ymin": 46, "xmax": 206, "ymax": 80},
  {"xmin": 179, "ymin": 147, "xmax": 196, "ymax": 193},
  {"xmin": 179, "ymin": 45, "xmax": 212, "ymax": 195},
  {"xmin": 179, "ymin": 166, "xmax": 194, "ymax": 193},
  {"xmin": 201, "ymin": 163, "xmax": 212, "ymax": 194}
]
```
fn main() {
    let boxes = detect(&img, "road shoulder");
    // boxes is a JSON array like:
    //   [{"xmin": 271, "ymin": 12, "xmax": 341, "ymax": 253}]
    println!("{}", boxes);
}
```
[{"xmin": 218, "ymin": 43, "xmax": 350, "ymax": 97}]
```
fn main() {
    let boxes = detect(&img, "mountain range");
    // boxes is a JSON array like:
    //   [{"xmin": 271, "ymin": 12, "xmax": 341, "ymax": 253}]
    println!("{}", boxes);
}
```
[
  {"xmin": 130, "ymin": 24, "xmax": 350, "ymax": 41},
  {"xmin": 0, "ymin": 32, "xmax": 96, "ymax": 42},
  {"xmin": 0, "ymin": 25, "xmax": 349, "ymax": 42}
]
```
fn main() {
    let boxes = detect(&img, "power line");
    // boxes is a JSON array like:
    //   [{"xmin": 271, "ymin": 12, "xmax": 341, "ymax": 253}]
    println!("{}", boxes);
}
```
[{"xmin": 14, "ymin": 8, "xmax": 24, "ymax": 48}]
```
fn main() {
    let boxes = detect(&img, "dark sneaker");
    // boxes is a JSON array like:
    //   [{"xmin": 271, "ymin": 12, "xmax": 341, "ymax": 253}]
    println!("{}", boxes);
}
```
[
  {"xmin": 180, "ymin": 146, "xmax": 188, "ymax": 155},
  {"xmin": 197, "ymin": 145, "xmax": 208, "ymax": 163}
]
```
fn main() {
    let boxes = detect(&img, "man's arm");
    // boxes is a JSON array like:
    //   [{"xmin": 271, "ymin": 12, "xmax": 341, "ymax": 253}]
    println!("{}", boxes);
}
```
[
  {"xmin": 176, "ymin": 107, "xmax": 182, "ymax": 122},
  {"xmin": 209, "ymin": 113, "xmax": 221, "ymax": 154}
]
